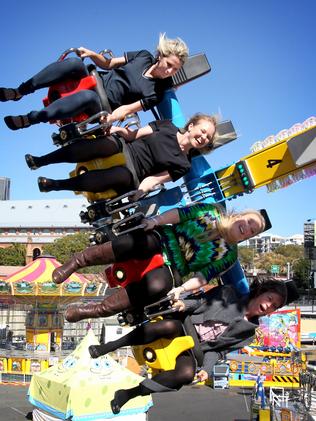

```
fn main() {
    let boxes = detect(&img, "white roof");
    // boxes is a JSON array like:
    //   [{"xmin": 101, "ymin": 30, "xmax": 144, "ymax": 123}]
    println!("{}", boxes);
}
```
[{"xmin": 0, "ymin": 198, "xmax": 88, "ymax": 228}]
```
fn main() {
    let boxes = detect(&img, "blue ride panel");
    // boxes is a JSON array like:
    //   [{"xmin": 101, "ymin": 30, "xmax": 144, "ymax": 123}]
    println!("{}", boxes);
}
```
[
  {"xmin": 156, "ymin": 89, "xmax": 186, "ymax": 128},
  {"xmin": 138, "ymin": 186, "xmax": 186, "ymax": 215},
  {"xmin": 183, "ymin": 155, "xmax": 224, "ymax": 204},
  {"xmin": 221, "ymin": 261, "xmax": 250, "ymax": 295}
]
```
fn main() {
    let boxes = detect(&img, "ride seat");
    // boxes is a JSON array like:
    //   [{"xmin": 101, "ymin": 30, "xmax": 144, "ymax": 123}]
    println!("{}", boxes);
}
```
[
  {"xmin": 105, "ymin": 254, "xmax": 165, "ymax": 288},
  {"xmin": 69, "ymin": 132, "xmax": 139, "ymax": 202},
  {"xmin": 132, "ymin": 315, "xmax": 204, "ymax": 376},
  {"xmin": 42, "ymin": 65, "xmax": 112, "ymax": 125},
  {"xmin": 132, "ymin": 334, "xmax": 195, "ymax": 374},
  {"xmin": 69, "ymin": 150, "xmax": 126, "ymax": 202}
]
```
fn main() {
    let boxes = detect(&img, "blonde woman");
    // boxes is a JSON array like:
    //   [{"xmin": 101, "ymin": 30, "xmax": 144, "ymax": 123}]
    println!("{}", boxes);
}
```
[
  {"xmin": 2, "ymin": 33, "xmax": 188, "ymax": 130},
  {"xmin": 52, "ymin": 203, "xmax": 272, "ymax": 322}
]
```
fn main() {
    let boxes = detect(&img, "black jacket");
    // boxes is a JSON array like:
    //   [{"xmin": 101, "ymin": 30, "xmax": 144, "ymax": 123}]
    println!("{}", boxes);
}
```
[{"xmin": 183, "ymin": 285, "xmax": 259, "ymax": 376}]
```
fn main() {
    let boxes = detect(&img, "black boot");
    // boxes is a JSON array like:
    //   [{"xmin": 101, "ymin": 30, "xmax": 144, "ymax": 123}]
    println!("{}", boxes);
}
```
[
  {"xmin": 25, "ymin": 154, "xmax": 40, "ymax": 170},
  {"xmin": 37, "ymin": 177, "xmax": 59, "ymax": 192},
  {"xmin": 110, "ymin": 382, "xmax": 157, "ymax": 414},
  {"xmin": 4, "ymin": 115, "xmax": 31, "ymax": 130},
  {"xmin": 0, "ymin": 88, "xmax": 23, "ymax": 102},
  {"xmin": 52, "ymin": 242, "xmax": 115, "ymax": 284},
  {"xmin": 65, "ymin": 287, "xmax": 131, "ymax": 323},
  {"xmin": 0, "ymin": 80, "xmax": 33, "ymax": 102}
]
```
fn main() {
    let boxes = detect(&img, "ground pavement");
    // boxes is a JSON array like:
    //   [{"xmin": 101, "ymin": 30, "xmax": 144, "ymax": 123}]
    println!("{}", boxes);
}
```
[{"xmin": 0, "ymin": 383, "xmax": 253, "ymax": 420}]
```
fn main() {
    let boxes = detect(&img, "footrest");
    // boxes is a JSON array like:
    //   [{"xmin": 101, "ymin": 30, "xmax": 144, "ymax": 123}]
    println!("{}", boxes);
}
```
[
  {"xmin": 112, "ymin": 212, "xmax": 145, "ymax": 236},
  {"xmin": 144, "ymin": 295, "xmax": 175, "ymax": 319}
]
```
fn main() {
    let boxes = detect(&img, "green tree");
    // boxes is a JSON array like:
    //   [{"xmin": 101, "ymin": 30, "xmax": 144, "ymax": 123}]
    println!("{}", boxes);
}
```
[
  {"xmin": 253, "ymin": 251, "xmax": 288, "ymax": 274},
  {"xmin": 0, "ymin": 243, "xmax": 26, "ymax": 266},
  {"xmin": 43, "ymin": 232, "xmax": 104, "ymax": 274},
  {"xmin": 238, "ymin": 246, "xmax": 255, "ymax": 270},
  {"xmin": 274, "ymin": 244, "xmax": 304, "ymax": 259},
  {"xmin": 292, "ymin": 258, "xmax": 310, "ymax": 289}
]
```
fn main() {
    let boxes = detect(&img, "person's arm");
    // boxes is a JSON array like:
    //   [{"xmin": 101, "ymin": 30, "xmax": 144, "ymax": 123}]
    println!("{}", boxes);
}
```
[
  {"xmin": 78, "ymin": 47, "xmax": 126, "ymax": 69},
  {"xmin": 196, "ymin": 370, "xmax": 209, "ymax": 382},
  {"xmin": 200, "ymin": 351, "xmax": 221, "ymax": 380},
  {"xmin": 106, "ymin": 102, "xmax": 143, "ymax": 124},
  {"xmin": 138, "ymin": 172, "xmax": 172, "ymax": 193},
  {"xmin": 168, "ymin": 274, "xmax": 208, "ymax": 300},
  {"xmin": 109, "ymin": 124, "xmax": 154, "ymax": 141},
  {"xmin": 142, "ymin": 205, "xmax": 181, "ymax": 231},
  {"xmin": 131, "ymin": 172, "xmax": 172, "ymax": 202}
]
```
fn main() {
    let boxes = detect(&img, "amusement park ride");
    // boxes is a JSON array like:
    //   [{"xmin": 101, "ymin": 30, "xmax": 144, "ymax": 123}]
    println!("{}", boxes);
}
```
[{"xmin": 1, "ymin": 47, "xmax": 316, "ymax": 419}]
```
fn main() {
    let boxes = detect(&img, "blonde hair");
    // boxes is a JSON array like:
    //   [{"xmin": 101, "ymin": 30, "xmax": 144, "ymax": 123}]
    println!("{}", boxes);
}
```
[
  {"xmin": 198, "ymin": 206, "xmax": 266, "ymax": 244},
  {"xmin": 156, "ymin": 33, "xmax": 189, "ymax": 65},
  {"xmin": 184, "ymin": 113, "xmax": 220, "ymax": 155}
]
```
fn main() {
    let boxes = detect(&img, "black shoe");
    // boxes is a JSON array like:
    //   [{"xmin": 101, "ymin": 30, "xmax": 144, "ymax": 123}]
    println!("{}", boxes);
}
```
[
  {"xmin": 4, "ymin": 115, "xmax": 31, "ymax": 130},
  {"xmin": 111, "ymin": 393, "xmax": 121, "ymax": 415},
  {"xmin": 38, "ymin": 177, "xmax": 56, "ymax": 192},
  {"xmin": 0, "ymin": 87, "xmax": 22, "ymax": 102},
  {"xmin": 89, "ymin": 345, "xmax": 102, "ymax": 359},
  {"xmin": 25, "ymin": 154, "xmax": 39, "ymax": 170}
]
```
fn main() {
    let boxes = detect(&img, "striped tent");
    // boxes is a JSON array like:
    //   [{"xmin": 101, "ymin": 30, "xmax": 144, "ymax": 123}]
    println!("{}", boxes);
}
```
[{"xmin": 0, "ymin": 256, "xmax": 104, "ymax": 304}]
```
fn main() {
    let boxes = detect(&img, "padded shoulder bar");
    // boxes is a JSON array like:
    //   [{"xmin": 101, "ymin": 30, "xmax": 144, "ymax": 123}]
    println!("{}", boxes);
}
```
[
  {"xmin": 172, "ymin": 53, "xmax": 211, "ymax": 88},
  {"xmin": 87, "ymin": 64, "xmax": 112, "ymax": 113},
  {"xmin": 213, "ymin": 120, "xmax": 237, "ymax": 150}
]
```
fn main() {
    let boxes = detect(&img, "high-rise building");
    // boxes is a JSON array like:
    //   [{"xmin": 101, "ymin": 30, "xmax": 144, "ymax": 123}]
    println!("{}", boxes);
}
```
[
  {"xmin": 0, "ymin": 177, "xmax": 10, "ymax": 200},
  {"xmin": 304, "ymin": 219, "xmax": 316, "ymax": 287}
]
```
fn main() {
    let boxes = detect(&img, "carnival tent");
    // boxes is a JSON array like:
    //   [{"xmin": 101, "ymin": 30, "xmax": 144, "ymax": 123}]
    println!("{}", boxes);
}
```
[
  {"xmin": 28, "ymin": 329, "xmax": 152, "ymax": 420},
  {"xmin": 0, "ymin": 256, "xmax": 103, "ymax": 304}
]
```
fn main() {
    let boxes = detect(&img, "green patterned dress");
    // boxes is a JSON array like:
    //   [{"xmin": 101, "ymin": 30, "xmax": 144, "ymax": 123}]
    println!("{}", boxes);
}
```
[{"xmin": 160, "ymin": 203, "xmax": 237, "ymax": 283}]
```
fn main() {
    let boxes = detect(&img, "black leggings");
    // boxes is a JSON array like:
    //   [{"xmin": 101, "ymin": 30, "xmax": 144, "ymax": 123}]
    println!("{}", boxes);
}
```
[
  {"xmin": 101, "ymin": 319, "xmax": 196, "ymax": 389},
  {"xmin": 18, "ymin": 58, "xmax": 103, "ymax": 123},
  {"xmin": 32, "ymin": 135, "xmax": 121, "ymax": 168},
  {"xmin": 49, "ymin": 166, "xmax": 134, "ymax": 195},
  {"xmin": 112, "ymin": 231, "xmax": 162, "ymax": 261},
  {"xmin": 125, "ymin": 265, "xmax": 174, "ymax": 309}
]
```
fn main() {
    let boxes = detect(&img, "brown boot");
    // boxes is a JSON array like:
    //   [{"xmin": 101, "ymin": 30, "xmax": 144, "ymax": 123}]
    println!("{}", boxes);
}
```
[
  {"xmin": 65, "ymin": 287, "xmax": 131, "ymax": 323},
  {"xmin": 52, "ymin": 242, "xmax": 115, "ymax": 284}
]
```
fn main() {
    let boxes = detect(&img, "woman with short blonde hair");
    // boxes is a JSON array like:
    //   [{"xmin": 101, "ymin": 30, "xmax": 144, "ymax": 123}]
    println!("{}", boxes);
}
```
[
  {"xmin": 2, "ymin": 33, "xmax": 189, "ymax": 130},
  {"xmin": 156, "ymin": 33, "xmax": 189, "ymax": 65}
]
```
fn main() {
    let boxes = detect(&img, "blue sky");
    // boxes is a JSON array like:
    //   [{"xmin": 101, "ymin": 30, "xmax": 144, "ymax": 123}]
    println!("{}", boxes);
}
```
[{"xmin": 0, "ymin": 0, "xmax": 315, "ymax": 236}]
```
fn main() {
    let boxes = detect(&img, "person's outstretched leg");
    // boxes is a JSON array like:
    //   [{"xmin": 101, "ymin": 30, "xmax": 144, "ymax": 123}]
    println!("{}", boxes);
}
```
[
  {"xmin": 52, "ymin": 241, "xmax": 116, "ymax": 285},
  {"xmin": 53, "ymin": 230, "xmax": 161, "ymax": 285},
  {"xmin": 4, "ymin": 90, "xmax": 101, "ymax": 130},
  {"xmin": 65, "ymin": 287, "xmax": 132, "ymax": 322},
  {"xmin": 0, "ymin": 58, "xmax": 88, "ymax": 102},
  {"xmin": 89, "ymin": 319, "xmax": 183, "ymax": 358},
  {"xmin": 37, "ymin": 166, "xmax": 133, "ymax": 194},
  {"xmin": 25, "ymin": 136, "xmax": 120, "ymax": 170},
  {"xmin": 111, "ymin": 354, "xmax": 195, "ymax": 414}
]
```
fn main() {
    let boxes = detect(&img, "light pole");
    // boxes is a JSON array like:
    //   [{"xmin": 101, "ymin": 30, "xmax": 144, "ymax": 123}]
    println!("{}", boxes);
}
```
[
  {"xmin": 287, "ymin": 258, "xmax": 302, "ymax": 280},
  {"xmin": 287, "ymin": 262, "xmax": 291, "ymax": 280}
]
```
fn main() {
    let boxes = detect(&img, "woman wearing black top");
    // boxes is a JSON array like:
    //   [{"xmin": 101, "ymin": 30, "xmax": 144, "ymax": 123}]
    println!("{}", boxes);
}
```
[
  {"xmin": 27, "ymin": 113, "xmax": 217, "ymax": 196},
  {"xmin": 1, "ymin": 33, "xmax": 188, "ymax": 130},
  {"xmin": 90, "ymin": 279, "xmax": 293, "ymax": 415}
]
